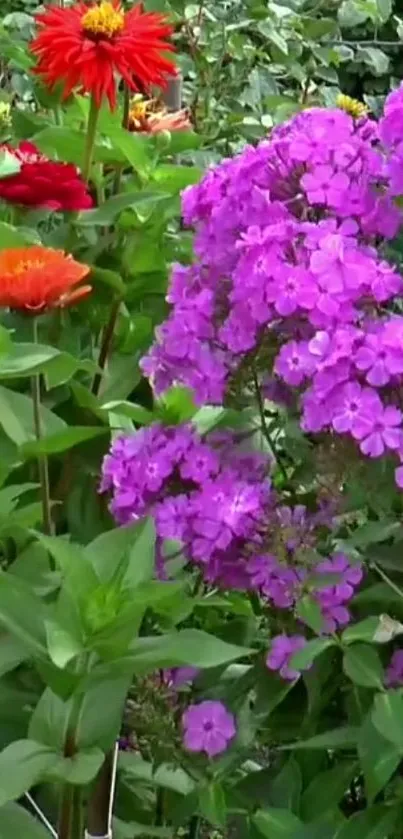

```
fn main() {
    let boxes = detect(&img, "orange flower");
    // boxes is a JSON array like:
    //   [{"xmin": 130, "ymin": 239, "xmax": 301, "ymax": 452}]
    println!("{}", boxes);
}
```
[
  {"xmin": 128, "ymin": 96, "xmax": 191, "ymax": 134},
  {"xmin": 30, "ymin": 1, "xmax": 176, "ymax": 110},
  {"xmin": 0, "ymin": 246, "xmax": 91, "ymax": 313}
]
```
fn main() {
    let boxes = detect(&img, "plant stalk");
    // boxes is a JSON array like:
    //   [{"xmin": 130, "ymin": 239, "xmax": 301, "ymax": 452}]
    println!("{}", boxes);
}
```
[
  {"xmin": 91, "ymin": 300, "xmax": 120, "ymax": 397},
  {"xmin": 31, "ymin": 317, "xmax": 53, "ymax": 537},
  {"xmin": 86, "ymin": 747, "xmax": 117, "ymax": 837},
  {"xmin": 82, "ymin": 95, "xmax": 100, "ymax": 183}
]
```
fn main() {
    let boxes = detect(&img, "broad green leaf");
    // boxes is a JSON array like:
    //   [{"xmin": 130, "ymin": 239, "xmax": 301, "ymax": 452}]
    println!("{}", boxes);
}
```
[
  {"xmin": 290, "ymin": 638, "xmax": 335, "ymax": 670},
  {"xmin": 0, "ymin": 803, "xmax": 50, "ymax": 839},
  {"xmin": 89, "ymin": 629, "xmax": 251, "ymax": 681},
  {"xmin": 371, "ymin": 691, "xmax": 403, "ymax": 750},
  {"xmin": 253, "ymin": 807, "xmax": 302, "ymax": 838},
  {"xmin": 29, "ymin": 687, "xmax": 67, "ymax": 750},
  {"xmin": 358, "ymin": 715, "xmax": 401, "ymax": 802},
  {"xmin": 152, "ymin": 163, "xmax": 202, "ymax": 193},
  {"xmin": 84, "ymin": 519, "xmax": 150, "ymax": 582},
  {"xmin": 0, "ymin": 634, "xmax": 28, "ymax": 677},
  {"xmin": 0, "ymin": 572, "xmax": 47, "ymax": 657},
  {"xmin": 343, "ymin": 644, "xmax": 384, "ymax": 689},
  {"xmin": 0, "ymin": 149, "xmax": 20, "ymax": 179},
  {"xmin": 0, "ymin": 344, "xmax": 59, "ymax": 378},
  {"xmin": 100, "ymin": 400, "xmax": 153, "ymax": 425},
  {"xmin": 78, "ymin": 675, "xmax": 131, "ymax": 750},
  {"xmin": 45, "ymin": 619, "xmax": 84, "ymax": 669},
  {"xmin": 0, "ymin": 386, "xmax": 63, "ymax": 446},
  {"xmin": 342, "ymin": 617, "xmax": 382, "ymax": 645},
  {"xmin": 199, "ymin": 782, "xmax": 226, "ymax": 828},
  {"xmin": 0, "ymin": 740, "xmax": 58, "ymax": 806},
  {"xmin": 0, "ymin": 483, "xmax": 39, "ymax": 517},
  {"xmin": 20, "ymin": 426, "xmax": 107, "ymax": 458},
  {"xmin": 124, "ymin": 517, "xmax": 156, "ymax": 587},
  {"xmin": 107, "ymin": 125, "xmax": 153, "ymax": 174},
  {"xmin": 301, "ymin": 761, "xmax": 357, "ymax": 821},
  {"xmin": 118, "ymin": 752, "xmax": 195, "ymax": 795},
  {"xmin": 280, "ymin": 726, "xmax": 358, "ymax": 751},
  {"xmin": 334, "ymin": 805, "xmax": 398, "ymax": 839},
  {"xmin": 50, "ymin": 747, "xmax": 104, "ymax": 785},
  {"xmin": 76, "ymin": 191, "xmax": 169, "ymax": 226},
  {"xmin": 296, "ymin": 596, "xmax": 324, "ymax": 634},
  {"xmin": 0, "ymin": 222, "xmax": 40, "ymax": 249}
]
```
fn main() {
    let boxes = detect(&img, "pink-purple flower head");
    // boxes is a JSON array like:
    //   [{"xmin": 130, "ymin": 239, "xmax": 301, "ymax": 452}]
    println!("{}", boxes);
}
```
[
  {"xmin": 266, "ymin": 634, "xmax": 309, "ymax": 681},
  {"xmin": 182, "ymin": 700, "xmax": 236, "ymax": 757}
]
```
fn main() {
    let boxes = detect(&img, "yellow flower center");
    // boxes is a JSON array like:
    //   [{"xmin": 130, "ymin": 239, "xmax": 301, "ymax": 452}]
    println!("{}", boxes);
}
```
[
  {"xmin": 81, "ymin": 2, "xmax": 124, "ymax": 38},
  {"xmin": 336, "ymin": 93, "xmax": 368, "ymax": 119},
  {"xmin": 13, "ymin": 259, "xmax": 44, "ymax": 275}
]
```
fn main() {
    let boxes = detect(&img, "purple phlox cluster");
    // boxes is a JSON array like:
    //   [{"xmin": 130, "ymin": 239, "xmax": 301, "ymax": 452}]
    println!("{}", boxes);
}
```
[
  {"xmin": 385, "ymin": 649, "xmax": 403, "ymax": 687},
  {"xmin": 266, "ymin": 634, "xmax": 309, "ymax": 681},
  {"xmin": 140, "ymin": 93, "xmax": 403, "ymax": 489},
  {"xmin": 101, "ymin": 423, "xmax": 272, "ymax": 585},
  {"xmin": 182, "ymin": 700, "xmax": 236, "ymax": 757},
  {"xmin": 314, "ymin": 553, "xmax": 363, "ymax": 632},
  {"xmin": 248, "ymin": 546, "xmax": 362, "ymax": 634}
]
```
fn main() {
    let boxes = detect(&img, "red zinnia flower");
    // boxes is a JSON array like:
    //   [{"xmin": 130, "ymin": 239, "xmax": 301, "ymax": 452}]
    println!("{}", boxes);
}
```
[
  {"xmin": 30, "ymin": 1, "xmax": 176, "ymax": 110},
  {"xmin": 0, "ymin": 246, "xmax": 91, "ymax": 313},
  {"xmin": 0, "ymin": 142, "xmax": 93, "ymax": 211}
]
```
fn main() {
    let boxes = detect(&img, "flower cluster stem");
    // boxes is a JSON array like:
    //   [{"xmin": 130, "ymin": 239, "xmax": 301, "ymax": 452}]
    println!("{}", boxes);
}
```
[
  {"xmin": 91, "ymin": 300, "xmax": 120, "ymax": 397},
  {"xmin": 83, "ymin": 95, "xmax": 100, "ymax": 183},
  {"xmin": 31, "ymin": 318, "xmax": 53, "ymax": 537}
]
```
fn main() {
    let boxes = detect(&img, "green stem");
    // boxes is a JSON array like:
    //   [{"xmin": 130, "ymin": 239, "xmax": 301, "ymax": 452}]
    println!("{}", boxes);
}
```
[
  {"xmin": 58, "ymin": 665, "xmax": 87, "ymax": 838},
  {"xmin": 82, "ymin": 95, "xmax": 100, "ymax": 183},
  {"xmin": 91, "ymin": 299, "xmax": 120, "ymax": 397},
  {"xmin": 252, "ymin": 366, "xmax": 288, "ymax": 481},
  {"xmin": 371, "ymin": 561, "xmax": 403, "ymax": 600},
  {"xmin": 31, "ymin": 318, "xmax": 53, "ymax": 538},
  {"xmin": 188, "ymin": 816, "xmax": 201, "ymax": 839},
  {"xmin": 70, "ymin": 787, "xmax": 84, "ymax": 838}
]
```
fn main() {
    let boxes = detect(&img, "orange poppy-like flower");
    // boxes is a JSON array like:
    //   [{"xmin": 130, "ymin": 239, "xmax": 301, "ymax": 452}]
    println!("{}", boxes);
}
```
[
  {"xmin": 0, "ymin": 246, "xmax": 91, "ymax": 313},
  {"xmin": 30, "ymin": 1, "xmax": 176, "ymax": 110},
  {"xmin": 128, "ymin": 96, "xmax": 191, "ymax": 134}
]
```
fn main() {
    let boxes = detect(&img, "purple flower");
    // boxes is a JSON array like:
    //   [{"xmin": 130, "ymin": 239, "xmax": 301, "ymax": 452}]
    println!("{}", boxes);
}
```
[
  {"xmin": 301, "ymin": 166, "xmax": 350, "ymax": 208},
  {"xmin": 275, "ymin": 341, "xmax": 314, "ymax": 386},
  {"xmin": 266, "ymin": 635, "xmax": 309, "ymax": 681},
  {"xmin": 182, "ymin": 700, "xmax": 236, "ymax": 757},
  {"xmin": 353, "ymin": 401, "xmax": 402, "ymax": 458},
  {"xmin": 354, "ymin": 333, "xmax": 403, "ymax": 386},
  {"xmin": 314, "ymin": 553, "xmax": 363, "ymax": 631},
  {"xmin": 385, "ymin": 650, "xmax": 403, "ymax": 687}
]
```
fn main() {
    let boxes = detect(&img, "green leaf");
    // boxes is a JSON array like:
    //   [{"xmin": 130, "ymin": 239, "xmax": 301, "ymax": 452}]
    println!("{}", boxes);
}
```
[
  {"xmin": 0, "ymin": 385, "xmax": 65, "ymax": 446},
  {"xmin": 356, "ymin": 47, "xmax": 389, "ymax": 76},
  {"xmin": 100, "ymin": 400, "xmax": 153, "ymax": 425},
  {"xmin": 0, "ymin": 222, "xmax": 40, "ymax": 249},
  {"xmin": 334, "ymin": 805, "xmax": 398, "ymax": 839},
  {"xmin": 301, "ymin": 761, "xmax": 357, "ymax": 821},
  {"xmin": 371, "ymin": 691, "xmax": 403, "ymax": 751},
  {"xmin": 0, "ymin": 740, "xmax": 58, "ymax": 806},
  {"xmin": 280, "ymin": 726, "xmax": 358, "ymax": 751},
  {"xmin": 107, "ymin": 125, "xmax": 153, "ymax": 175},
  {"xmin": 124, "ymin": 517, "xmax": 156, "ymax": 587},
  {"xmin": 290, "ymin": 638, "xmax": 335, "ymax": 670},
  {"xmin": 0, "ymin": 343, "xmax": 59, "ymax": 378},
  {"xmin": 84, "ymin": 519, "xmax": 150, "ymax": 582},
  {"xmin": 78, "ymin": 675, "xmax": 131, "ymax": 750},
  {"xmin": 152, "ymin": 164, "xmax": 202, "ymax": 193},
  {"xmin": 0, "ymin": 634, "xmax": 28, "ymax": 677},
  {"xmin": 199, "ymin": 782, "xmax": 226, "ymax": 828},
  {"xmin": 76, "ymin": 191, "xmax": 169, "ymax": 226},
  {"xmin": 358, "ymin": 715, "xmax": 401, "ymax": 803},
  {"xmin": 252, "ymin": 807, "xmax": 302, "ymax": 838},
  {"xmin": 20, "ymin": 426, "xmax": 106, "ymax": 458},
  {"xmin": 376, "ymin": 0, "xmax": 392, "ymax": 21},
  {"xmin": 342, "ymin": 617, "xmax": 381, "ymax": 645},
  {"xmin": 45, "ymin": 620, "xmax": 84, "ymax": 669},
  {"xmin": 0, "ymin": 572, "xmax": 47, "ymax": 657},
  {"xmin": 0, "ymin": 149, "xmax": 20, "ymax": 179},
  {"xmin": 29, "ymin": 687, "xmax": 66, "ymax": 750},
  {"xmin": 113, "ymin": 819, "xmax": 171, "ymax": 838},
  {"xmin": 343, "ymin": 644, "xmax": 384, "ymax": 689},
  {"xmin": 296, "ymin": 596, "xmax": 324, "ymax": 634},
  {"xmin": 0, "ymin": 803, "xmax": 51, "ymax": 839},
  {"xmin": 51, "ymin": 747, "xmax": 104, "ymax": 785},
  {"xmin": 118, "ymin": 752, "xmax": 195, "ymax": 795}
]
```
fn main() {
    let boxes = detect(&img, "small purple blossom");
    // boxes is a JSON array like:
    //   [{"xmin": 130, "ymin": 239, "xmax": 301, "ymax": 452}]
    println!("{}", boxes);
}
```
[
  {"xmin": 385, "ymin": 650, "xmax": 403, "ymax": 687},
  {"xmin": 182, "ymin": 701, "xmax": 236, "ymax": 757},
  {"xmin": 266, "ymin": 635, "xmax": 309, "ymax": 681}
]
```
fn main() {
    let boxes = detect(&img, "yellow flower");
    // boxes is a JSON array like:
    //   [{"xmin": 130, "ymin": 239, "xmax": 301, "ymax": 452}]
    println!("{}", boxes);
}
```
[{"xmin": 336, "ymin": 94, "xmax": 368, "ymax": 119}]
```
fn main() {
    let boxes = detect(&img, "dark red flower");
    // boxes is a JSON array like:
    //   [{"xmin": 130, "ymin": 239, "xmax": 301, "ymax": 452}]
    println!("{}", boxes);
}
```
[
  {"xmin": 0, "ymin": 141, "xmax": 93, "ymax": 211},
  {"xmin": 30, "ymin": 1, "xmax": 176, "ymax": 110},
  {"xmin": 0, "ymin": 246, "xmax": 91, "ymax": 313}
]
